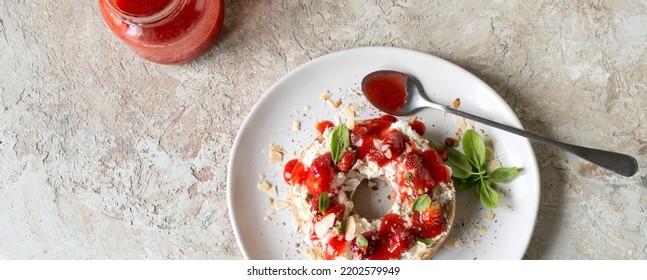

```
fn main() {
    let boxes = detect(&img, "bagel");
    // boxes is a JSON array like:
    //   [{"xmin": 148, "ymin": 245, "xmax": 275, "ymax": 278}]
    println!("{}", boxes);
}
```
[{"xmin": 283, "ymin": 115, "xmax": 455, "ymax": 260}]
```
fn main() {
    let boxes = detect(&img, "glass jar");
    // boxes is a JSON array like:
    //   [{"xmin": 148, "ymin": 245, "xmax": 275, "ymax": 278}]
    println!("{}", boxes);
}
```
[{"xmin": 98, "ymin": 0, "xmax": 225, "ymax": 64}]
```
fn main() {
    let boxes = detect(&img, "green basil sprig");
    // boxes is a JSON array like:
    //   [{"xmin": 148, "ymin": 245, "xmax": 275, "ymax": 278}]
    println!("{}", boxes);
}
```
[
  {"xmin": 445, "ymin": 129, "xmax": 520, "ymax": 209},
  {"xmin": 330, "ymin": 123, "xmax": 350, "ymax": 164}
]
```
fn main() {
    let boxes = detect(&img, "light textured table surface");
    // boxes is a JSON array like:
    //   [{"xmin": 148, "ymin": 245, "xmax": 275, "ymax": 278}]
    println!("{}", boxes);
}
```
[{"xmin": 1, "ymin": 1, "xmax": 646, "ymax": 259}]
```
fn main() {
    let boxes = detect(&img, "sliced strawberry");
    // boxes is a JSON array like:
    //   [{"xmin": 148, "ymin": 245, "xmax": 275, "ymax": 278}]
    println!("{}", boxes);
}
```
[
  {"xmin": 350, "ymin": 231, "xmax": 379, "ymax": 259},
  {"xmin": 336, "ymin": 150, "xmax": 356, "ymax": 173},
  {"xmin": 412, "ymin": 201, "xmax": 446, "ymax": 238},
  {"xmin": 378, "ymin": 114, "xmax": 398, "ymax": 123},
  {"xmin": 285, "ymin": 159, "xmax": 306, "ymax": 185},
  {"xmin": 309, "ymin": 194, "xmax": 339, "ymax": 213},
  {"xmin": 369, "ymin": 229, "xmax": 414, "ymax": 260},
  {"xmin": 324, "ymin": 203, "xmax": 346, "ymax": 225},
  {"xmin": 379, "ymin": 213, "xmax": 407, "ymax": 239},
  {"xmin": 305, "ymin": 153, "xmax": 335, "ymax": 195},
  {"xmin": 316, "ymin": 120, "xmax": 335, "ymax": 135},
  {"xmin": 324, "ymin": 235, "xmax": 347, "ymax": 260},
  {"xmin": 383, "ymin": 130, "xmax": 406, "ymax": 158},
  {"xmin": 422, "ymin": 149, "xmax": 450, "ymax": 184},
  {"xmin": 283, "ymin": 159, "xmax": 300, "ymax": 184},
  {"xmin": 435, "ymin": 148, "xmax": 449, "ymax": 162},
  {"xmin": 410, "ymin": 120, "xmax": 426, "ymax": 136}
]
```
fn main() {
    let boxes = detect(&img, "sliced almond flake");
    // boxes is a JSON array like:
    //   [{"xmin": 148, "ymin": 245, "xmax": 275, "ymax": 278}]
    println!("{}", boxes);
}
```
[
  {"xmin": 270, "ymin": 144, "xmax": 285, "ymax": 154},
  {"xmin": 320, "ymin": 91, "xmax": 332, "ymax": 100},
  {"xmin": 292, "ymin": 120, "xmax": 301, "ymax": 132},
  {"xmin": 304, "ymin": 105, "xmax": 311, "ymax": 110},
  {"xmin": 452, "ymin": 98, "xmax": 461, "ymax": 109},
  {"xmin": 384, "ymin": 149, "xmax": 393, "ymax": 159},
  {"xmin": 325, "ymin": 99, "xmax": 335, "ymax": 108},
  {"xmin": 498, "ymin": 191, "xmax": 505, "ymax": 199},
  {"xmin": 263, "ymin": 216, "xmax": 271, "ymax": 222},
  {"xmin": 267, "ymin": 209, "xmax": 276, "ymax": 217},
  {"xmin": 405, "ymin": 143, "xmax": 412, "ymax": 153},
  {"xmin": 268, "ymin": 150, "xmax": 283, "ymax": 163},
  {"xmin": 485, "ymin": 159, "xmax": 502, "ymax": 173},
  {"xmin": 485, "ymin": 147, "xmax": 495, "ymax": 160},
  {"xmin": 504, "ymin": 205, "xmax": 513, "ymax": 212},
  {"xmin": 344, "ymin": 216, "xmax": 356, "ymax": 241},
  {"xmin": 314, "ymin": 213, "xmax": 336, "ymax": 238},
  {"xmin": 257, "ymin": 179, "xmax": 278, "ymax": 197},
  {"xmin": 274, "ymin": 200, "xmax": 291, "ymax": 211},
  {"xmin": 453, "ymin": 115, "xmax": 466, "ymax": 129},
  {"xmin": 471, "ymin": 240, "xmax": 480, "ymax": 247},
  {"xmin": 485, "ymin": 213, "xmax": 495, "ymax": 221},
  {"xmin": 453, "ymin": 237, "xmax": 463, "ymax": 247},
  {"xmin": 345, "ymin": 117, "xmax": 355, "ymax": 130},
  {"xmin": 332, "ymin": 99, "xmax": 342, "ymax": 109},
  {"xmin": 444, "ymin": 237, "xmax": 462, "ymax": 249},
  {"xmin": 268, "ymin": 185, "xmax": 278, "ymax": 197},
  {"xmin": 479, "ymin": 225, "xmax": 488, "ymax": 234},
  {"xmin": 372, "ymin": 138, "xmax": 383, "ymax": 149},
  {"xmin": 341, "ymin": 104, "xmax": 355, "ymax": 118},
  {"xmin": 408, "ymin": 116, "xmax": 418, "ymax": 124},
  {"xmin": 490, "ymin": 136, "xmax": 498, "ymax": 145},
  {"xmin": 257, "ymin": 179, "xmax": 272, "ymax": 192}
]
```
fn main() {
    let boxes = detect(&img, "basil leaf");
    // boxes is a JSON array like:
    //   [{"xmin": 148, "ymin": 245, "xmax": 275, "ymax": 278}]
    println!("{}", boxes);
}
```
[
  {"xmin": 412, "ymin": 194, "xmax": 431, "ymax": 212},
  {"xmin": 356, "ymin": 234, "xmax": 368, "ymax": 248},
  {"xmin": 462, "ymin": 129, "xmax": 486, "ymax": 169},
  {"xmin": 476, "ymin": 180, "xmax": 499, "ymax": 209},
  {"xmin": 318, "ymin": 192, "xmax": 330, "ymax": 213},
  {"xmin": 418, "ymin": 238, "xmax": 434, "ymax": 246},
  {"xmin": 446, "ymin": 147, "xmax": 472, "ymax": 174},
  {"xmin": 445, "ymin": 161, "xmax": 471, "ymax": 179},
  {"xmin": 488, "ymin": 167, "xmax": 519, "ymax": 183},
  {"xmin": 330, "ymin": 124, "xmax": 350, "ymax": 164},
  {"xmin": 454, "ymin": 177, "xmax": 474, "ymax": 190}
]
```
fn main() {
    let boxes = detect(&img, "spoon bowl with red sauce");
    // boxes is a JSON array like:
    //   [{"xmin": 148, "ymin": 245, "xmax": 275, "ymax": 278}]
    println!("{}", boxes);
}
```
[{"xmin": 362, "ymin": 70, "xmax": 638, "ymax": 177}]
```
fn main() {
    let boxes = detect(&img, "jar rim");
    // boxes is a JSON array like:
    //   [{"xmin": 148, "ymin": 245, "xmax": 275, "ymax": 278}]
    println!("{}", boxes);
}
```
[{"xmin": 104, "ymin": 0, "xmax": 186, "ymax": 25}]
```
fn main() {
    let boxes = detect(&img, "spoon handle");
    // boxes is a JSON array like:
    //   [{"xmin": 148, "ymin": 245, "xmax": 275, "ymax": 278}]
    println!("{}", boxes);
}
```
[{"xmin": 444, "ymin": 107, "xmax": 638, "ymax": 177}]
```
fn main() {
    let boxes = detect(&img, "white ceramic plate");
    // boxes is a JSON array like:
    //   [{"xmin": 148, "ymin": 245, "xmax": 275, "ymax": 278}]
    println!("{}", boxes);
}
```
[{"xmin": 227, "ymin": 47, "xmax": 540, "ymax": 260}]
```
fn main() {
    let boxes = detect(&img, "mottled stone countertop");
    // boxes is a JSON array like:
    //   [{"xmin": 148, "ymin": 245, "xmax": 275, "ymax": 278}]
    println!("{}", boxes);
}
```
[{"xmin": 1, "ymin": 1, "xmax": 646, "ymax": 259}]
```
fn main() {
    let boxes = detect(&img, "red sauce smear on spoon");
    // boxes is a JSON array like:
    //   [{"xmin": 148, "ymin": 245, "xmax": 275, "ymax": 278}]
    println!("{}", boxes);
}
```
[{"xmin": 362, "ymin": 71, "xmax": 408, "ymax": 115}]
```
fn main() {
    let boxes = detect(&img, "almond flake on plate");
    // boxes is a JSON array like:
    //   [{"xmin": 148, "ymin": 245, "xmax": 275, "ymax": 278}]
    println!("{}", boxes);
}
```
[
  {"xmin": 268, "ymin": 144, "xmax": 285, "ymax": 163},
  {"xmin": 257, "ymin": 178, "xmax": 278, "ymax": 197},
  {"xmin": 273, "ymin": 200, "xmax": 291, "ymax": 211},
  {"xmin": 292, "ymin": 120, "xmax": 301, "ymax": 131},
  {"xmin": 320, "ymin": 91, "xmax": 332, "ymax": 100}
]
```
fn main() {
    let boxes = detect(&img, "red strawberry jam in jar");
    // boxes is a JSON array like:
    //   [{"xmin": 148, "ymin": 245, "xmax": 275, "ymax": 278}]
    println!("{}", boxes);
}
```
[{"xmin": 98, "ymin": 0, "xmax": 225, "ymax": 64}]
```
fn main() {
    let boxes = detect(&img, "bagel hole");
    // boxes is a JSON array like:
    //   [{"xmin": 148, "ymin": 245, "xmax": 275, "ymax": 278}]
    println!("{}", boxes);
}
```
[{"xmin": 351, "ymin": 178, "xmax": 394, "ymax": 220}]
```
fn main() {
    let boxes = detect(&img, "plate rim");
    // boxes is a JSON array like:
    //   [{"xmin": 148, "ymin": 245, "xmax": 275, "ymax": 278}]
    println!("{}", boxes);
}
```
[{"xmin": 227, "ymin": 46, "xmax": 541, "ymax": 260}]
